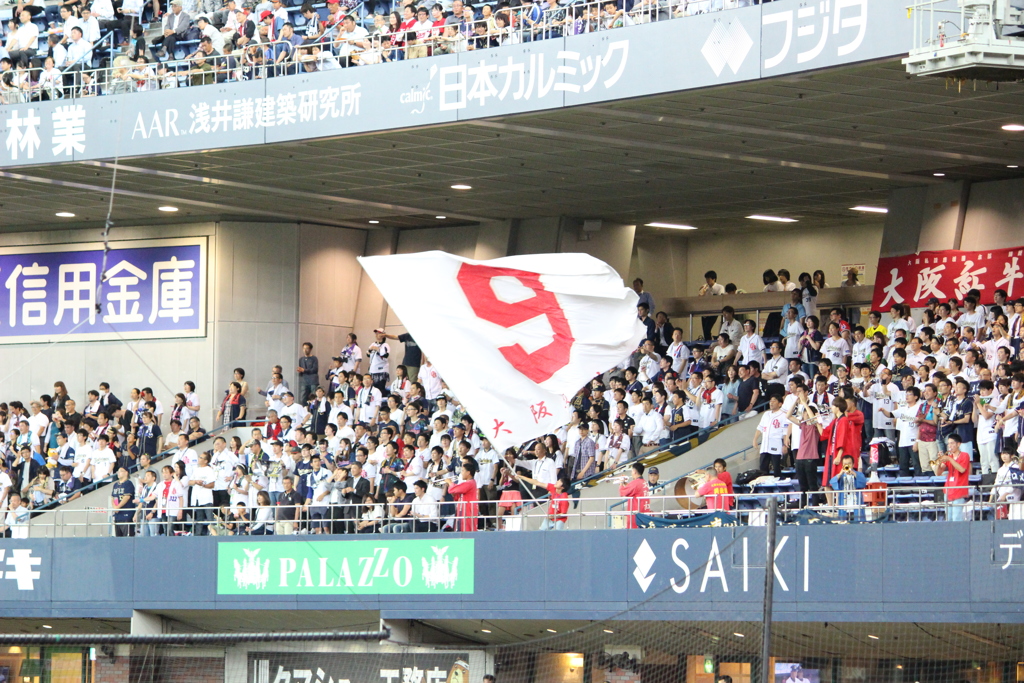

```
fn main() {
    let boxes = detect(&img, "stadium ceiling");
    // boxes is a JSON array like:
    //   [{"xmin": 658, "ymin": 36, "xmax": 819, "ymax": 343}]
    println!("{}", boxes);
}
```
[{"xmin": 4, "ymin": 58, "xmax": 1024, "ymax": 235}]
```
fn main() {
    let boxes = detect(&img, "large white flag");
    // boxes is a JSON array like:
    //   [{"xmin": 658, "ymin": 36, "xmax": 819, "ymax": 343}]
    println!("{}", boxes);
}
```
[{"xmin": 357, "ymin": 251, "xmax": 646, "ymax": 451}]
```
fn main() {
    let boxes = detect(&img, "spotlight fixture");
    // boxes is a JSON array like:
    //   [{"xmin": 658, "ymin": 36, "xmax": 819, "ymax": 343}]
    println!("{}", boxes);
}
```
[
  {"xmin": 746, "ymin": 215, "xmax": 797, "ymax": 223},
  {"xmin": 451, "ymin": 184, "xmax": 472, "ymax": 190}
]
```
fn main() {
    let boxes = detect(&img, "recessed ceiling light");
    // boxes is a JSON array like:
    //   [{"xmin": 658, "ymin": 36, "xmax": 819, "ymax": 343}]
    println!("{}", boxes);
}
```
[
  {"xmin": 435, "ymin": 215, "xmax": 446, "ymax": 219},
  {"xmin": 868, "ymin": 635, "xmax": 879, "ymax": 640},
  {"xmin": 546, "ymin": 629, "xmax": 557, "ymax": 633},
  {"xmin": 896, "ymin": 665, "xmax": 903, "ymax": 669},
  {"xmin": 480, "ymin": 629, "xmax": 491, "ymax": 634},
  {"xmin": 41, "ymin": 625, "xmax": 52, "ymax": 629},
  {"xmin": 603, "ymin": 629, "xmax": 614, "ymax": 634},
  {"xmin": 850, "ymin": 206, "xmax": 888, "ymax": 213},
  {"xmin": 645, "ymin": 222, "xmax": 698, "ymax": 230},
  {"xmin": 368, "ymin": 220, "xmax": 380, "ymax": 224},
  {"xmin": 451, "ymin": 184, "xmax": 472, "ymax": 190},
  {"xmin": 157, "ymin": 206, "xmax": 178, "ymax": 212},
  {"xmin": 1002, "ymin": 124, "xmax": 1024, "ymax": 131},
  {"xmin": 55, "ymin": 212, "xmax": 75, "ymax": 218},
  {"xmin": 746, "ymin": 215, "xmax": 798, "ymax": 223},
  {"xmin": 933, "ymin": 172, "xmax": 946, "ymax": 177},
  {"xmin": 733, "ymin": 633, "xmax": 745, "ymax": 638}
]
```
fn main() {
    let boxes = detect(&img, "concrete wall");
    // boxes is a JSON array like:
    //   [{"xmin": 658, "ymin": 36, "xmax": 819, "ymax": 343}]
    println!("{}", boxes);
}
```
[{"xmin": 629, "ymin": 223, "xmax": 884, "ymax": 304}]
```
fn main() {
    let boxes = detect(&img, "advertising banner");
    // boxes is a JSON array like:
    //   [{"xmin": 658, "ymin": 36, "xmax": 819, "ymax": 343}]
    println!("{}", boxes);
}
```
[
  {"xmin": 217, "ymin": 538, "xmax": 474, "ymax": 595},
  {"xmin": 248, "ymin": 651, "xmax": 470, "ymax": 683},
  {"xmin": 0, "ymin": 237, "xmax": 206, "ymax": 344},
  {"xmin": 871, "ymin": 245, "xmax": 1024, "ymax": 310}
]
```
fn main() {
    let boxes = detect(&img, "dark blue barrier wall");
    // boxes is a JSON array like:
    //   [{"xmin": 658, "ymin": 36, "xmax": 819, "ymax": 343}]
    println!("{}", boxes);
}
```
[{"xmin": 0, "ymin": 522, "xmax": 1017, "ymax": 623}]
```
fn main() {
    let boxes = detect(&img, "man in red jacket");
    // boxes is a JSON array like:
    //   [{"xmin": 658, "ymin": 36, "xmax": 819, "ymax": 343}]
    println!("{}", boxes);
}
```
[{"xmin": 619, "ymin": 462, "xmax": 651, "ymax": 529}]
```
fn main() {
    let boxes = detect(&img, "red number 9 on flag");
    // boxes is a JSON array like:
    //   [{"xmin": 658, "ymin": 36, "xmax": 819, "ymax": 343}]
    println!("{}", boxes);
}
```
[{"xmin": 457, "ymin": 263, "xmax": 575, "ymax": 384}]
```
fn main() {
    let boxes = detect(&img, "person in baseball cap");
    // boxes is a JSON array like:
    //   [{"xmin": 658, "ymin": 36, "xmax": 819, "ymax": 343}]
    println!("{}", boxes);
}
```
[{"xmin": 646, "ymin": 466, "xmax": 660, "ymax": 489}]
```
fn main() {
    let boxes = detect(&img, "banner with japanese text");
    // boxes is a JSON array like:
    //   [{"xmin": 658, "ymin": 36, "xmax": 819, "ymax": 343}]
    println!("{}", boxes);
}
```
[
  {"xmin": 871, "ymin": 245, "xmax": 1024, "ymax": 310},
  {"xmin": 247, "ymin": 651, "xmax": 470, "ymax": 683},
  {"xmin": 0, "ymin": 0, "xmax": 912, "ymax": 168},
  {"xmin": 0, "ymin": 237, "xmax": 206, "ymax": 344}
]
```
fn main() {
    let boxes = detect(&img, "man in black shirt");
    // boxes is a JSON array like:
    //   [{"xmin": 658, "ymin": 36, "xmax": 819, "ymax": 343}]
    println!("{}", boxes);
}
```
[
  {"xmin": 737, "ymin": 362, "xmax": 762, "ymax": 414},
  {"xmin": 383, "ymin": 331, "xmax": 423, "ymax": 382},
  {"xmin": 276, "ymin": 475, "xmax": 302, "ymax": 535},
  {"xmin": 297, "ymin": 342, "xmax": 320, "ymax": 404}
]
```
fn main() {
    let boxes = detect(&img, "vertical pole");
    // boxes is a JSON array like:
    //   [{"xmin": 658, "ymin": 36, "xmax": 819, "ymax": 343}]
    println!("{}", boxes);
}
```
[{"xmin": 760, "ymin": 495, "xmax": 778, "ymax": 683}]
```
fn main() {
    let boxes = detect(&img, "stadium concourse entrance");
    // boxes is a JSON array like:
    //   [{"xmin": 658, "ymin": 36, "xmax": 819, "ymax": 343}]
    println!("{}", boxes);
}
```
[{"xmin": 0, "ymin": 621, "xmax": 1021, "ymax": 683}]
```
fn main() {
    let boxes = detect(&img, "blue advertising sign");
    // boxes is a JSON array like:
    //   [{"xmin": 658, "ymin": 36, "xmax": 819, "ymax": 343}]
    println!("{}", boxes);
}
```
[{"xmin": 0, "ymin": 237, "xmax": 207, "ymax": 344}]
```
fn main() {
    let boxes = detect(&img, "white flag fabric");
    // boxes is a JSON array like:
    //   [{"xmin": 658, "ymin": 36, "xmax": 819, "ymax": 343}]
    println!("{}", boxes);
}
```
[{"xmin": 358, "ymin": 251, "xmax": 646, "ymax": 452}]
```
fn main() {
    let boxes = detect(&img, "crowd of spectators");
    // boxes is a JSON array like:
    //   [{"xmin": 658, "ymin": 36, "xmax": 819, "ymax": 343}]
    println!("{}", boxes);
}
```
[
  {"xmin": 0, "ymin": 0, "xmax": 769, "ymax": 100},
  {"xmin": 3, "ymin": 271, "xmax": 1022, "ymax": 537}
]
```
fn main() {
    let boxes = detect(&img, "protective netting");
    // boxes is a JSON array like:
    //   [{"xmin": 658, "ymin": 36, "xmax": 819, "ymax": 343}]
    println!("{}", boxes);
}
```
[{"xmin": 2, "ymin": 527, "xmax": 1022, "ymax": 683}]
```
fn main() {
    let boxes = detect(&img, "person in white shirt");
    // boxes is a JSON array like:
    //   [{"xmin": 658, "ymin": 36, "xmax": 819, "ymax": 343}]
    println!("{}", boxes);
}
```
[
  {"xmin": 687, "ymin": 375, "xmax": 723, "ymax": 429},
  {"xmin": 974, "ymin": 380, "xmax": 1001, "ymax": 475},
  {"xmin": 173, "ymin": 433, "xmax": 200, "ymax": 478},
  {"xmin": 514, "ymin": 442, "xmax": 558, "ymax": 487},
  {"xmin": 9, "ymin": 10, "xmax": 39, "ymax": 68},
  {"xmin": 783, "ymin": 306, "xmax": 803, "ymax": 360},
  {"xmin": 355, "ymin": 374, "xmax": 383, "ymax": 424},
  {"xmin": 209, "ymin": 437, "xmax": 237, "ymax": 507},
  {"xmin": 190, "ymin": 451, "xmax": 217, "ymax": 535},
  {"xmin": 958, "ymin": 296, "xmax": 987, "ymax": 339},
  {"xmin": 3, "ymin": 493, "xmax": 29, "ymax": 539},
  {"xmin": 635, "ymin": 397, "xmax": 664, "ymax": 448},
  {"xmin": 637, "ymin": 339, "xmax": 661, "ymax": 386},
  {"xmin": 195, "ymin": 14, "xmax": 226, "ymax": 52},
  {"xmin": 26, "ymin": 401, "xmax": 49, "ymax": 457},
  {"xmin": 762, "ymin": 342, "xmax": 789, "ymax": 386},
  {"xmin": 78, "ymin": 6, "xmax": 102, "ymax": 43},
  {"xmin": 665, "ymin": 328, "xmax": 690, "ymax": 374},
  {"xmin": 91, "ymin": 435, "xmax": 117, "ymax": 481},
  {"xmin": 183, "ymin": 381, "xmax": 201, "ymax": 421},
  {"xmin": 850, "ymin": 326, "xmax": 872, "ymax": 365},
  {"xmin": 738, "ymin": 319, "xmax": 766, "ymax": 367},
  {"xmin": 719, "ymin": 307, "xmax": 743, "ymax": 348},
  {"xmin": 890, "ymin": 386, "xmax": 922, "ymax": 476},
  {"xmin": 821, "ymin": 322, "xmax": 851, "ymax": 367},
  {"xmin": 754, "ymin": 395, "xmax": 788, "ymax": 477}
]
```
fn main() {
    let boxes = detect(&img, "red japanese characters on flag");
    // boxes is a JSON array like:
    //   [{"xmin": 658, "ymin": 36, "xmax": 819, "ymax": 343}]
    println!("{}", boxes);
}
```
[
  {"xmin": 871, "ymin": 246, "xmax": 1024, "ymax": 310},
  {"xmin": 357, "ymin": 251, "xmax": 646, "ymax": 451}
]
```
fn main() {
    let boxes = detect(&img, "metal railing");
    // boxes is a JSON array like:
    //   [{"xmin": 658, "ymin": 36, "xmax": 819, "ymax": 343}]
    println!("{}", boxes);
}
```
[
  {"xmin": 30, "ymin": 418, "xmax": 264, "ymax": 514},
  {"xmin": 5, "ymin": 0, "xmax": 758, "ymax": 101},
  {"xmin": 9, "ymin": 481, "xmax": 1014, "ymax": 537}
]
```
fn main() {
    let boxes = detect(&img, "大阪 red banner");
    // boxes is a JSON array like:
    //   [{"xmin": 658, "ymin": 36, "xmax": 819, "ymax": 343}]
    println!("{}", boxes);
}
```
[{"xmin": 871, "ymin": 246, "xmax": 1024, "ymax": 310}]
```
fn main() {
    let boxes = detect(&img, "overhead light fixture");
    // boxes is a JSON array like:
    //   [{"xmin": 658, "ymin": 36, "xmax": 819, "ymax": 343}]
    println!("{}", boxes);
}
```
[
  {"xmin": 603, "ymin": 629, "xmax": 614, "ymax": 634},
  {"xmin": 157, "ymin": 206, "xmax": 178, "ymax": 212},
  {"xmin": 451, "ymin": 184, "xmax": 472, "ymax": 190},
  {"xmin": 868, "ymin": 635, "xmax": 880, "ymax": 640},
  {"xmin": 368, "ymin": 220, "xmax": 380, "ymax": 224},
  {"xmin": 1009, "ymin": 165, "xmax": 1019, "ymax": 169},
  {"xmin": 435, "ymin": 215, "xmax": 446, "ymax": 219},
  {"xmin": 896, "ymin": 665, "xmax": 903, "ymax": 670},
  {"xmin": 733, "ymin": 633, "xmax": 745, "ymax": 638},
  {"xmin": 546, "ymin": 629, "xmax": 557, "ymax": 633},
  {"xmin": 568, "ymin": 655, "xmax": 584, "ymax": 667},
  {"xmin": 480, "ymin": 629, "xmax": 491, "ymax": 634},
  {"xmin": 645, "ymin": 222, "xmax": 697, "ymax": 230},
  {"xmin": 746, "ymin": 215, "xmax": 798, "ymax": 223},
  {"xmin": 41, "ymin": 625, "xmax": 52, "ymax": 629},
  {"xmin": 1002, "ymin": 124, "xmax": 1024, "ymax": 131},
  {"xmin": 933, "ymin": 172, "xmax": 946, "ymax": 177},
  {"xmin": 55, "ymin": 212, "xmax": 75, "ymax": 218},
  {"xmin": 850, "ymin": 206, "xmax": 888, "ymax": 213}
]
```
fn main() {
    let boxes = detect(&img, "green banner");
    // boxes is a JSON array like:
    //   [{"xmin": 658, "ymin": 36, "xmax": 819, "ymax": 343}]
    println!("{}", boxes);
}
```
[{"xmin": 217, "ymin": 539, "xmax": 475, "ymax": 595}]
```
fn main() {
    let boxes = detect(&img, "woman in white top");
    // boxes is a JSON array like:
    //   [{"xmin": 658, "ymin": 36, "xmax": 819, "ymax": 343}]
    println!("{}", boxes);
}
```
[
  {"xmin": 762, "ymin": 269, "xmax": 784, "ymax": 292},
  {"xmin": 821, "ymin": 322, "xmax": 851, "ymax": 367},
  {"xmin": 783, "ymin": 306, "xmax": 803, "ymax": 360},
  {"xmin": 251, "ymin": 490, "xmax": 275, "ymax": 534},
  {"xmin": 228, "ymin": 464, "xmax": 250, "ymax": 508},
  {"xmin": 607, "ymin": 419, "xmax": 631, "ymax": 466},
  {"xmin": 389, "ymin": 365, "xmax": 412, "ymax": 401}
]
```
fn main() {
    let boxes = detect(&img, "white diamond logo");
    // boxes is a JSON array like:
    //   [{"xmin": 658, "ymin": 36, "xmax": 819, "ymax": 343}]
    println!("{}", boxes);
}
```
[
  {"xmin": 632, "ymin": 539, "xmax": 657, "ymax": 593},
  {"xmin": 701, "ymin": 19, "xmax": 754, "ymax": 77}
]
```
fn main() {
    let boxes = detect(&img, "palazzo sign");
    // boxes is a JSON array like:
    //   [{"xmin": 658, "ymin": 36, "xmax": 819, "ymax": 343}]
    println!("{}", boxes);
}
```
[
  {"xmin": 217, "ymin": 539, "xmax": 475, "ymax": 595},
  {"xmin": 0, "ymin": 237, "xmax": 206, "ymax": 344}
]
